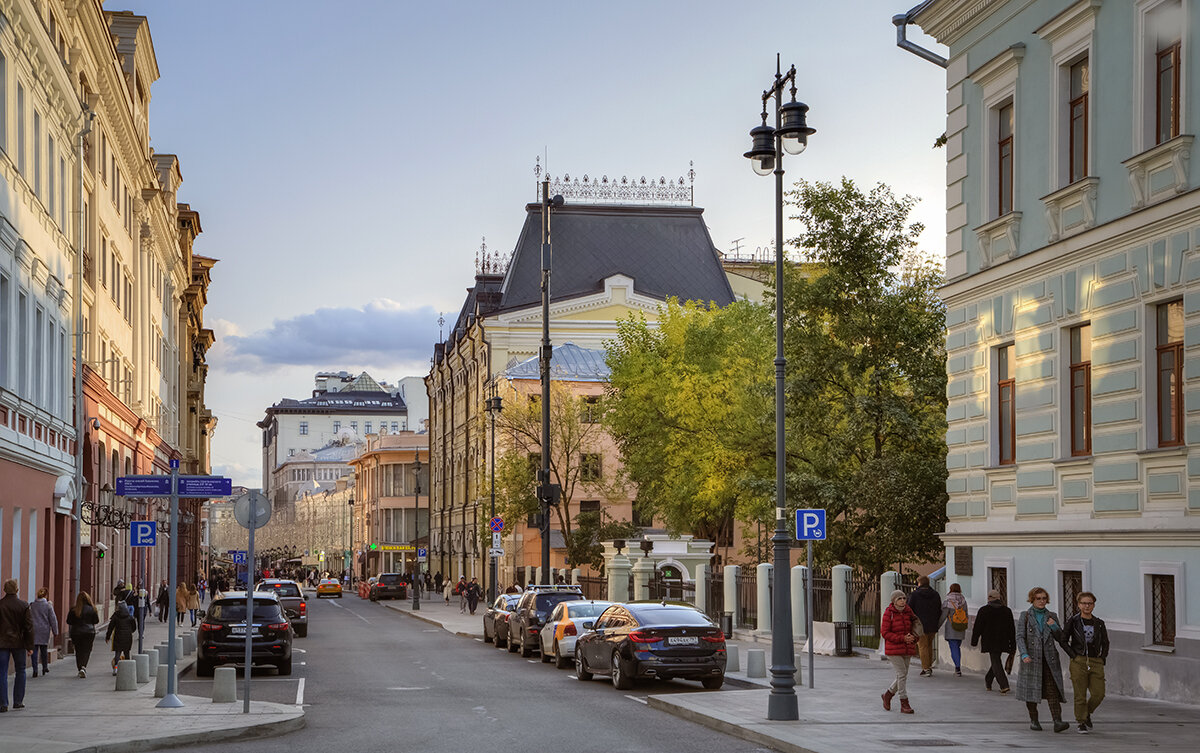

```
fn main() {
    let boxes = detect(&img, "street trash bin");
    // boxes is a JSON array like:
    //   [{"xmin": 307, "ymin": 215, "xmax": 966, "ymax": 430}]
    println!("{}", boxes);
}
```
[
  {"xmin": 721, "ymin": 613, "xmax": 734, "ymax": 640},
  {"xmin": 834, "ymin": 621, "xmax": 853, "ymax": 656}
]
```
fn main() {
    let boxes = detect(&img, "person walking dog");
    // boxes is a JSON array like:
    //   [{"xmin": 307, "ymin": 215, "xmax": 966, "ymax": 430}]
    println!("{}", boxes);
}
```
[
  {"xmin": 971, "ymin": 589, "xmax": 1016, "ymax": 693},
  {"xmin": 66, "ymin": 592, "xmax": 99, "ymax": 678},
  {"xmin": 30, "ymin": 588, "xmax": 58, "ymax": 677},
  {"xmin": 907, "ymin": 575, "xmax": 941, "ymax": 676},
  {"xmin": 1063, "ymin": 592, "xmax": 1109, "ymax": 733},
  {"xmin": 1015, "ymin": 586, "xmax": 1071, "ymax": 733},
  {"xmin": 0, "ymin": 579, "xmax": 34, "ymax": 712},
  {"xmin": 880, "ymin": 590, "xmax": 919, "ymax": 714}
]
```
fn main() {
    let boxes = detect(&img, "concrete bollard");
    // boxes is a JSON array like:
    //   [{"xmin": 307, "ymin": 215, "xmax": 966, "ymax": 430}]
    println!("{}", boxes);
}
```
[
  {"xmin": 212, "ymin": 666, "xmax": 237, "ymax": 703},
  {"xmin": 182, "ymin": 632, "xmax": 197, "ymax": 655},
  {"xmin": 694, "ymin": 563, "xmax": 709, "ymax": 613},
  {"xmin": 832, "ymin": 564, "xmax": 852, "ymax": 623},
  {"xmin": 723, "ymin": 565, "xmax": 739, "ymax": 634},
  {"xmin": 146, "ymin": 647, "xmax": 159, "ymax": 678},
  {"xmin": 792, "ymin": 565, "xmax": 808, "ymax": 642},
  {"xmin": 134, "ymin": 653, "xmax": 151, "ymax": 684},
  {"xmin": 115, "ymin": 659, "xmax": 138, "ymax": 691},
  {"xmin": 755, "ymin": 563, "xmax": 772, "ymax": 633},
  {"xmin": 154, "ymin": 664, "xmax": 168, "ymax": 698},
  {"xmin": 726, "ymin": 644, "xmax": 740, "ymax": 673},
  {"xmin": 175, "ymin": 637, "xmax": 184, "ymax": 658},
  {"xmin": 746, "ymin": 648, "xmax": 767, "ymax": 678}
]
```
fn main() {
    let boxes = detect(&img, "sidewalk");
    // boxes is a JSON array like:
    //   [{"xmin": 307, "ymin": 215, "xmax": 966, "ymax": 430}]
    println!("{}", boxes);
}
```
[
  {"xmin": 3, "ymin": 609, "xmax": 304, "ymax": 753},
  {"xmin": 382, "ymin": 594, "xmax": 1200, "ymax": 752}
]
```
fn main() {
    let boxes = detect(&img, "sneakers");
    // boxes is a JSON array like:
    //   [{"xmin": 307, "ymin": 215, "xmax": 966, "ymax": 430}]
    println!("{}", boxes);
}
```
[
  {"xmin": 955, "ymin": 669, "xmax": 962, "ymax": 677},
  {"xmin": 1053, "ymin": 720, "xmax": 1071, "ymax": 733},
  {"xmin": 1085, "ymin": 716, "xmax": 1094, "ymax": 730},
  {"xmin": 0, "ymin": 706, "xmax": 7, "ymax": 713},
  {"xmin": 999, "ymin": 687, "xmax": 1012, "ymax": 694},
  {"xmin": 12, "ymin": 704, "xmax": 23, "ymax": 710},
  {"xmin": 1078, "ymin": 724, "xmax": 1089, "ymax": 734},
  {"xmin": 78, "ymin": 669, "xmax": 86, "ymax": 678},
  {"xmin": 919, "ymin": 669, "xmax": 931, "ymax": 677}
]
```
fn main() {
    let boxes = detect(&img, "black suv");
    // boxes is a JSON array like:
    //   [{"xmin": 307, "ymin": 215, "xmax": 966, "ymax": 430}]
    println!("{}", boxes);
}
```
[
  {"xmin": 507, "ymin": 585, "xmax": 584, "ymax": 658},
  {"xmin": 370, "ymin": 573, "xmax": 408, "ymax": 601},
  {"xmin": 196, "ymin": 591, "xmax": 293, "ymax": 677}
]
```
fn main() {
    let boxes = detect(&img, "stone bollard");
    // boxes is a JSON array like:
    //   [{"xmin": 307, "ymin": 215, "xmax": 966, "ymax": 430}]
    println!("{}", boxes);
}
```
[
  {"xmin": 154, "ymin": 664, "xmax": 169, "ymax": 698},
  {"xmin": 792, "ymin": 565, "xmax": 808, "ymax": 642},
  {"xmin": 723, "ymin": 565, "xmax": 739, "ymax": 634},
  {"xmin": 115, "ymin": 659, "xmax": 138, "ymax": 691},
  {"xmin": 726, "ymin": 644, "xmax": 740, "ymax": 673},
  {"xmin": 212, "ymin": 666, "xmax": 237, "ymax": 703},
  {"xmin": 755, "ymin": 563, "xmax": 772, "ymax": 633},
  {"xmin": 182, "ymin": 632, "xmax": 197, "ymax": 655},
  {"xmin": 134, "ymin": 653, "xmax": 151, "ymax": 684},
  {"xmin": 832, "ymin": 564, "xmax": 852, "ymax": 623},
  {"xmin": 746, "ymin": 648, "xmax": 767, "ymax": 678},
  {"xmin": 175, "ymin": 637, "xmax": 184, "ymax": 659},
  {"xmin": 146, "ymin": 647, "xmax": 159, "ymax": 678},
  {"xmin": 694, "ymin": 563, "xmax": 709, "ymax": 614},
  {"xmin": 157, "ymin": 642, "xmax": 170, "ymax": 666}
]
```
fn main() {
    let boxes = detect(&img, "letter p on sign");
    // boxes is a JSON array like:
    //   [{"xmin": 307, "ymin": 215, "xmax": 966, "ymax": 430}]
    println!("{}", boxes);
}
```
[{"xmin": 795, "ymin": 509, "xmax": 826, "ymax": 541}]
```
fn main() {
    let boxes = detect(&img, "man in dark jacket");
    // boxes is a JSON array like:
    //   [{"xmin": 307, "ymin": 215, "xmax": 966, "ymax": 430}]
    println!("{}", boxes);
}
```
[
  {"xmin": 1063, "ymin": 592, "xmax": 1109, "ymax": 733},
  {"xmin": 970, "ymin": 588, "xmax": 1016, "ymax": 692},
  {"xmin": 0, "ymin": 579, "xmax": 34, "ymax": 712},
  {"xmin": 104, "ymin": 605, "xmax": 136, "ymax": 676},
  {"xmin": 906, "ymin": 575, "xmax": 942, "ymax": 676}
]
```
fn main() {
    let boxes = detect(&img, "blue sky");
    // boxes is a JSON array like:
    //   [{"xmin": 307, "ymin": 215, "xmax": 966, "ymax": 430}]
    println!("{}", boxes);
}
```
[{"xmin": 113, "ymin": 1, "xmax": 947, "ymax": 487}]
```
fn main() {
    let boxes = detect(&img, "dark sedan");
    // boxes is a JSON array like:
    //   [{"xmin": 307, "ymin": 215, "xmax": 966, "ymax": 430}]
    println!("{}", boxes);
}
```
[
  {"xmin": 483, "ymin": 594, "xmax": 521, "ymax": 647},
  {"xmin": 574, "ymin": 602, "xmax": 726, "ymax": 690},
  {"xmin": 370, "ymin": 573, "xmax": 408, "ymax": 601},
  {"xmin": 196, "ymin": 591, "xmax": 293, "ymax": 677}
]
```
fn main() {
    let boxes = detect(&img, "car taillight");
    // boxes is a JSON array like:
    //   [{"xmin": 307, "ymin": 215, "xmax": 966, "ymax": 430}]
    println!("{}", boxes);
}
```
[
  {"xmin": 629, "ymin": 631, "xmax": 662, "ymax": 644},
  {"xmin": 199, "ymin": 623, "xmax": 222, "ymax": 632},
  {"xmin": 267, "ymin": 622, "xmax": 289, "ymax": 631},
  {"xmin": 299, "ymin": 602, "xmax": 306, "ymax": 615},
  {"xmin": 563, "ymin": 622, "xmax": 577, "ymax": 637},
  {"xmin": 701, "ymin": 631, "xmax": 725, "ymax": 643}
]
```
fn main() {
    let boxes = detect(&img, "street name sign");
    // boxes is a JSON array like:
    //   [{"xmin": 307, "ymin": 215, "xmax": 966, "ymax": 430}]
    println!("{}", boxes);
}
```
[
  {"xmin": 795, "ymin": 509, "xmax": 827, "ymax": 540},
  {"xmin": 131, "ymin": 521, "xmax": 157, "ymax": 547},
  {"xmin": 116, "ymin": 476, "xmax": 172, "ymax": 496},
  {"xmin": 179, "ymin": 476, "xmax": 233, "ymax": 497}
]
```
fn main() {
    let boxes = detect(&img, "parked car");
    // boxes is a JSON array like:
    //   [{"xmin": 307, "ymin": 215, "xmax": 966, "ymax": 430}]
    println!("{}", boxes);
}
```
[
  {"xmin": 507, "ymin": 584, "xmax": 585, "ymax": 657},
  {"xmin": 574, "ymin": 601, "xmax": 726, "ymax": 690},
  {"xmin": 369, "ymin": 573, "xmax": 408, "ymax": 601},
  {"xmin": 255, "ymin": 579, "xmax": 307, "ymax": 637},
  {"xmin": 316, "ymin": 578, "xmax": 342, "ymax": 598},
  {"xmin": 196, "ymin": 591, "xmax": 294, "ymax": 677},
  {"xmin": 484, "ymin": 594, "xmax": 521, "ymax": 646},
  {"xmin": 539, "ymin": 599, "xmax": 612, "ymax": 668}
]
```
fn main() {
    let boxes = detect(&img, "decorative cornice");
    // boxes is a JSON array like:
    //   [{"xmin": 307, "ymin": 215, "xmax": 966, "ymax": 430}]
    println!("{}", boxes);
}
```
[
  {"xmin": 1035, "ymin": 0, "xmax": 1102, "ymax": 44},
  {"xmin": 535, "ymin": 157, "xmax": 694, "ymax": 207},
  {"xmin": 914, "ymin": 0, "xmax": 1010, "ymax": 46}
]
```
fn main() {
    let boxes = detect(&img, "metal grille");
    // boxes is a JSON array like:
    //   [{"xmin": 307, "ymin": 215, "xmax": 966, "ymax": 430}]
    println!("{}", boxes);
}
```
[
  {"xmin": 1061, "ymin": 570, "xmax": 1083, "ymax": 620},
  {"xmin": 811, "ymin": 570, "xmax": 833, "ymax": 622},
  {"xmin": 1152, "ymin": 574, "xmax": 1176, "ymax": 646},
  {"xmin": 990, "ymin": 567, "xmax": 1008, "ymax": 602},
  {"xmin": 577, "ymin": 575, "xmax": 607, "ymax": 601},
  {"xmin": 736, "ymin": 572, "xmax": 758, "ymax": 629},
  {"xmin": 851, "ymin": 574, "xmax": 882, "ymax": 649},
  {"xmin": 707, "ymin": 573, "xmax": 724, "ymax": 620}
]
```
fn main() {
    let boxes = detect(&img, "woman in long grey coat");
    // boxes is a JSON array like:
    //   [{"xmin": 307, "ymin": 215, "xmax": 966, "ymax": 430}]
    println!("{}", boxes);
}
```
[
  {"xmin": 1014, "ymin": 586, "xmax": 1070, "ymax": 733},
  {"xmin": 30, "ymin": 588, "xmax": 58, "ymax": 677}
]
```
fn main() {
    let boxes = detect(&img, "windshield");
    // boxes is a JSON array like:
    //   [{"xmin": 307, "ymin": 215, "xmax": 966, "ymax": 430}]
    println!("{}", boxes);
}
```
[
  {"xmin": 632, "ymin": 607, "xmax": 715, "ymax": 627},
  {"xmin": 260, "ymin": 583, "xmax": 301, "ymax": 598},
  {"xmin": 535, "ymin": 593, "xmax": 581, "ymax": 612},
  {"xmin": 208, "ymin": 600, "xmax": 284, "ymax": 623},
  {"xmin": 567, "ymin": 603, "xmax": 610, "ymax": 619}
]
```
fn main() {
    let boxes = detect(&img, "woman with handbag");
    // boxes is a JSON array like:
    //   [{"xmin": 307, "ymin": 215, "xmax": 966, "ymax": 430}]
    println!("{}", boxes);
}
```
[
  {"xmin": 1015, "ymin": 586, "xmax": 1071, "ymax": 733},
  {"xmin": 65, "ymin": 592, "xmax": 99, "ymax": 678},
  {"xmin": 880, "ymin": 590, "xmax": 920, "ymax": 714},
  {"xmin": 970, "ymin": 588, "xmax": 1016, "ymax": 693}
]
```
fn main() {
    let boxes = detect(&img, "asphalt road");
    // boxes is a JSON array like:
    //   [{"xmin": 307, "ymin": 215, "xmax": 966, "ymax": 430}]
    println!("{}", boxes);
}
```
[{"xmin": 178, "ymin": 592, "xmax": 778, "ymax": 753}]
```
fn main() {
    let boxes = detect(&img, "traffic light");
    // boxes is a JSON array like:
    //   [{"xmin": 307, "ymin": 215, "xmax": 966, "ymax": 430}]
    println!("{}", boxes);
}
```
[{"xmin": 97, "ymin": 549, "xmax": 105, "ymax": 559}]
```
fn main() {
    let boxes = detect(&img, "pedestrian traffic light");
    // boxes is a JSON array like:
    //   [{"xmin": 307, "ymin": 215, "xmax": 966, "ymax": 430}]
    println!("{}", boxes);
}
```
[{"xmin": 97, "ymin": 549, "xmax": 105, "ymax": 559}]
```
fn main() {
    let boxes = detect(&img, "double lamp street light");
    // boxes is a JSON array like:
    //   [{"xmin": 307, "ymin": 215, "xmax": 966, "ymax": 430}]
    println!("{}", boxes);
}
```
[{"xmin": 742, "ymin": 54, "xmax": 815, "ymax": 723}]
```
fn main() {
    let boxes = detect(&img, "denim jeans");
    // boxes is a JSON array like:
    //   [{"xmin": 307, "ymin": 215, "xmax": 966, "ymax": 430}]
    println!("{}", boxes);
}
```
[
  {"xmin": 0, "ymin": 647, "xmax": 27, "ymax": 707},
  {"xmin": 947, "ymin": 638, "xmax": 962, "ymax": 669}
]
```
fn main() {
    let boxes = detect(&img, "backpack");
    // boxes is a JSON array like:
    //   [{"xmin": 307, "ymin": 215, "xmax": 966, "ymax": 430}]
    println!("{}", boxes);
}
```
[{"xmin": 950, "ymin": 604, "xmax": 969, "ymax": 631}]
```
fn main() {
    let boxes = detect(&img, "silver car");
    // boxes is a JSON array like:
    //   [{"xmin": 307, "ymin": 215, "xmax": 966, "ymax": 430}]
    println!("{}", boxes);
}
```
[{"xmin": 539, "ymin": 600, "xmax": 613, "ymax": 668}]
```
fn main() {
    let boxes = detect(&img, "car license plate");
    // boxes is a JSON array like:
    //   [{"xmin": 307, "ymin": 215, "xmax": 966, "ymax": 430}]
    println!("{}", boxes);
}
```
[
  {"xmin": 667, "ymin": 636, "xmax": 698, "ymax": 645},
  {"xmin": 230, "ymin": 626, "xmax": 257, "ymax": 636}
]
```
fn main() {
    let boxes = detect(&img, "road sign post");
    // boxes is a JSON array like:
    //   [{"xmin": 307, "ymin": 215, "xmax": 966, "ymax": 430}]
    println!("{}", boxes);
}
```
[
  {"xmin": 233, "ymin": 490, "xmax": 270, "ymax": 715},
  {"xmin": 795, "ymin": 508, "xmax": 827, "ymax": 690}
]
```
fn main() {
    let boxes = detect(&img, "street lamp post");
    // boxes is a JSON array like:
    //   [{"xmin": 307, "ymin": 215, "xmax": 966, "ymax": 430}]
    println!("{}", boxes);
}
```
[
  {"xmin": 347, "ymin": 496, "xmax": 355, "ymax": 587},
  {"xmin": 743, "ymin": 54, "xmax": 815, "ymax": 722},
  {"xmin": 537, "ymin": 174, "xmax": 564, "ymax": 585},
  {"xmin": 485, "ymin": 394, "xmax": 503, "ymax": 602},
  {"xmin": 413, "ymin": 451, "xmax": 423, "ymax": 611}
]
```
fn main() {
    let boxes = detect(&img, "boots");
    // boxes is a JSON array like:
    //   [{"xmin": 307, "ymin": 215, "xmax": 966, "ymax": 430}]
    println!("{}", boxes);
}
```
[
  {"xmin": 881, "ymin": 689, "xmax": 894, "ymax": 711},
  {"xmin": 1052, "ymin": 718, "xmax": 1070, "ymax": 733},
  {"xmin": 900, "ymin": 698, "xmax": 914, "ymax": 714}
]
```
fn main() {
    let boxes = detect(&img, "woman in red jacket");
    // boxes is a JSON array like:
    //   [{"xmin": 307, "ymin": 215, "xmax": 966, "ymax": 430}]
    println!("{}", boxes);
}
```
[{"xmin": 881, "ymin": 589, "xmax": 920, "ymax": 714}]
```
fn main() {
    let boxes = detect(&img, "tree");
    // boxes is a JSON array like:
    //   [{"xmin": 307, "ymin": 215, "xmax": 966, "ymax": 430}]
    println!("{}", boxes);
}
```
[
  {"xmin": 604, "ymin": 299, "xmax": 775, "ymax": 562},
  {"xmin": 779, "ymin": 178, "xmax": 947, "ymax": 578},
  {"xmin": 490, "ymin": 380, "xmax": 630, "ymax": 568}
]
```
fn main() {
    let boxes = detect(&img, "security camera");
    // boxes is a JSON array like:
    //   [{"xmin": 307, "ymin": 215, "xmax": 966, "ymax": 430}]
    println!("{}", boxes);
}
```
[{"xmin": 90, "ymin": 417, "xmax": 100, "ymax": 430}]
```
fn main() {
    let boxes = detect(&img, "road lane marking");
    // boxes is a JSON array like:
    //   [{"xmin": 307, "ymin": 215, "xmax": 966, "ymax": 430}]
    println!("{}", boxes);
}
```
[
  {"xmin": 474, "ymin": 638, "xmax": 484, "ymax": 642},
  {"xmin": 295, "ymin": 678, "xmax": 305, "ymax": 706},
  {"xmin": 625, "ymin": 695, "xmax": 648, "ymax": 705},
  {"xmin": 293, "ymin": 648, "xmax": 307, "ymax": 654},
  {"xmin": 327, "ymin": 600, "xmax": 371, "ymax": 624},
  {"xmin": 387, "ymin": 687, "xmax": 431, "ymax": 691}
]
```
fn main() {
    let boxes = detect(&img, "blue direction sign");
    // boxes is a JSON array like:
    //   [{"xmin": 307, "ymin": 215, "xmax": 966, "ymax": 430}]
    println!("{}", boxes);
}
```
[
  {"xmin": 178, "ymin": 476, "xmax": 232, "ymax": 497},
  {"xmin": 116, "ymin": 476, "xmax": 172, "ymax": 497},
  {"xmin": 417, "ymin": 547, "xmax": 427, "ymax": 560},
  {"xmin": 229, "ymin": 551, "xmax": 247, "ymax": 564},
  {"xmin": 795, "ymin": 509, "xmax": 827, "ymax": 541},
  {"xmin": 131, "ymin": 521, "xmax": 157, "ymax": 547},
  {"xmin": 489, "ymin": 517, "xmax": 504, "ymax": 532}
]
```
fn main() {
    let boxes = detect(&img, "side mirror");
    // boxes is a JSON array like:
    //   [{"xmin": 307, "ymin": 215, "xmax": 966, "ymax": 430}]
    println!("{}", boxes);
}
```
[{"xmin": 582, "ymin": 621, "xmax": 594, "ymax": 630}]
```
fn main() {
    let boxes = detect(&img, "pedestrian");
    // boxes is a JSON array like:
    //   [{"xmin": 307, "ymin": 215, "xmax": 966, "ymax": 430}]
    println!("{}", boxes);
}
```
[
  {"xmin": 175, "ymin": 583, "xmax": 188, "ymax": 625},
  {"xmin": 880, "ymin": 589, "xmax": 919, "ymax": 714},
  {"xmin": 155, "ymin": 580, "xmax": 169, "ymax": 622},
  {"xmin": 0, "ymin": 579, "xmax": 34, "ymax": 712},
  {"xmin": 434, "ymin": 571, "xmax": 444, "ymax": 595},
  {"xmin": 104, "ymin": 603, "xmax": 135, "ymax": 675},
  {"xmin": 504, "ymin": 583, "xmax": 520, "ymax": 594},
  {"xmin": 466, "ymin": 577, "xmax": 482, "ymax": 615},
  {"xmin": 907, "ymin": 575, "xmax": 941, "ymax": 676},
  {"xmin": 112, "ymin": 579, "xmax": 131, "ymax": 616},
  {"xmin": 970, "ymin": 589, "xmax": 1015, "ymax": 693},
  {"xmin": 1015, "ymin": 586, "xmax": 1071, "ymax": 733},
  {"xmin": 939, "ymin": 583, "xmax": 969, "ymax": 676},
  {"xmin": 186, "ymin": 583, "xmax": 200, "ymax": 627},
  {"xmin": 457, "ymin": 576, "xmax": 468, "ymax": 614},
  {"xmin": 30, "ymin": 587, "xmax": 58, "ymax": 677},
  {"xmin": 1063, "ymin": 591, "xmax": 1109, "ymax": 734},
  {"xmin": 443, "ymin": 578, "xmax": 453, "ymax": 606},
  {"xmin": 198, "ymin": 578, "xmax": 207, "ymax": 604},
  {"xmin": 66, "ymin": 592, "xmax": 99, "ymax": 678}
]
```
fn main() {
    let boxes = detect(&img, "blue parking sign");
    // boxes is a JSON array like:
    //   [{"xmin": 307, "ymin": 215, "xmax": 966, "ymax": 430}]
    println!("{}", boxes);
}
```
[
  {"xmin": 131, "ymin": 521, "xmax": 157, "ymax": 547},
  {"xmin": 795, "ymin": 509, "xmax": 826, "ymax": 541}
]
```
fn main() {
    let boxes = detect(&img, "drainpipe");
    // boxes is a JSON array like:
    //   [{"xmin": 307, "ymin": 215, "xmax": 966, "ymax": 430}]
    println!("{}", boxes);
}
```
[
  {"xmin": 74, "ymin": 105, "xmax": 95, "ymax": 602},
  {"xmin": 893, "ymin": 3, "xmax": 948, "ymax": 68}
]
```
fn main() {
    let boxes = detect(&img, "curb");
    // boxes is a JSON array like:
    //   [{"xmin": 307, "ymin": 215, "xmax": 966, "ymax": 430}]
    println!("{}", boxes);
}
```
[
  {"xmin": 380, "ymin": 602, "xmax": 484, "ymax": 639},
  {"xmin": 645, "ymin": 694, "xmax": 818, "ymax": 753},
  {"xmin": 75, "ymin": 712, "xmax": 306, "ymax": 753}
]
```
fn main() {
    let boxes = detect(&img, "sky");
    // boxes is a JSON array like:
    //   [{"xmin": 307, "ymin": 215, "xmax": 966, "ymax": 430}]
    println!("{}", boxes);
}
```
[{"xmin": 112, "ymin": 0, "xmax": 948, "ymax": 488}]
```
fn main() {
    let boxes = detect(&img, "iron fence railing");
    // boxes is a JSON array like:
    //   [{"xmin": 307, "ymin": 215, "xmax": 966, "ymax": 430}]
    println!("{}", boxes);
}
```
[{"xmin": 735, "ymin": 572, "xmax": 757, "ymax": 629}]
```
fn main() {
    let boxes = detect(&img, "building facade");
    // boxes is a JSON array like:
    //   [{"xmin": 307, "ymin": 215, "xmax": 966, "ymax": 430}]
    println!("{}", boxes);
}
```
[
  {"xmin": 348, "ymin": 431, "xmax": 428, "ymax": 578},
  {"xmin": 910, "ymin": 0, "xmax": 1200, "ymax": 702}
]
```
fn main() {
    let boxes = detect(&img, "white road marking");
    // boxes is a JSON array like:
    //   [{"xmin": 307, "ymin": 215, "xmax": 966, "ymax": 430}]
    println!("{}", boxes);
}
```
[
  {"xmin": 568, "ymin": 675, "xmax": 577, "ymax": 679},
  {"xmin": 474, "ymin": 638, "xmax": 484, "ymax": 642},
  {"xmin": 387, "ymin": 686, "xmax": 431, "ymax": 691},
  {"xmin": 327, "ymin": 600, "xmax": 371, "ymax": 624},
  {"xmin": 422, "ymin": 629, "xmax": 439, "ymax": 633},
  {"xmin": 527, "ymin": 660, "xmax": 538, "ymax": 663},
  {"xmin": 625, "ymin": 694, "xmax": 648, "ymax": 705},
  {"xmin": 295, "ymin": 678, "xmax": 305, "ymax": 706},
  {"xmin": 298, "ymin": 662, "xmax": 306, "ymax": 666},
  {"xmin": 293, "ymin": 648, "xmax": 307, "ymax": 654}
]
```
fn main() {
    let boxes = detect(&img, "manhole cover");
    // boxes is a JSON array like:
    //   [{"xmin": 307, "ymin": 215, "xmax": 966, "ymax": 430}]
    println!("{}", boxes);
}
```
[{"xmin": 882, "ymin": 740, "xmax": 959, "ymax": 748}]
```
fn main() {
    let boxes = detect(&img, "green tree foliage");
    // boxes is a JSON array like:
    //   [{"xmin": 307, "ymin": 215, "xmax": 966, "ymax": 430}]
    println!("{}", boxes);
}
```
[
  {"xmin": 780, "ymin": 178, "xmax": 948, "ymax": 577},
  {"xmin": 604, "ymin": 299, "xmax": 775, "ymax": 562}
]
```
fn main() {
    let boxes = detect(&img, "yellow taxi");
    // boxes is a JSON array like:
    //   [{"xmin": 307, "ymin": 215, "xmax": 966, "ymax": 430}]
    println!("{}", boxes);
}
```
[{"xmin": 316, "ymin": 578, "xmax": 343, "ymax": 598}]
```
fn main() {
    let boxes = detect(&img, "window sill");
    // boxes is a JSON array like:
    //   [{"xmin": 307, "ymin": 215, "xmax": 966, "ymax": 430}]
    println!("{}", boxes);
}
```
[
  {"xmin": 1136, "ymin": 446, "xmax": 1188, "ymax": 458},
  {"xmin": 1040, "ymin": 176, "xmax": 1099, "ymax": 243},
  {"xmin": 1141, "ymin": 644, "xmax": 1176, "ymax": 654},
  {"xmin": 983, "ymin": 464, "xmax": 1018, "ymax": 473},
  {"xmin": 974, "ymin": 212, "xmax": 1022, "ymax": 269},
  {"xmin": 1122, "ymin": 134, "xmax": 1194, "ymax": 210},
  {"xmin": 1052, "ymin": 456, "xmax": 1093, "ymax": 467}
]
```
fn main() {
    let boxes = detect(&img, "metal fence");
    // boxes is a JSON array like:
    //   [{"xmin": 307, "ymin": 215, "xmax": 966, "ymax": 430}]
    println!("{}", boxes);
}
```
[
  {"xmin": 648, "ymin": 574, "xmax": 695, "ymax": 603},
  {"xmin": 735, "ymin": 572, "xmax": 758, "ymax": 629},
  {"xmin": 577, "ymin": 575, "xmax": 607, "ymax": 601},
  {"xmin": 707, "ymin": 573, "xmax": 724, "ymax": 621},
  {"xmin": 850, "ymin": 574, "xmax": 882, "ymax": 649},
  {"xmin": 811, "ymin": 569, "xmax": 833, "ymax": 623}
]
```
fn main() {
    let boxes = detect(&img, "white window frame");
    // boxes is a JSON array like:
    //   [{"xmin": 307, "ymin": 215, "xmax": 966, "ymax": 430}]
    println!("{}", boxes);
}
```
[
  {"xmin": 971, "ymin": 45, "xmax": 1024, "ymax": 266},
  {"xmin": 1138, "ymin": 560, "xmax": 1196, "ymax": 648},
  {"xmin": 985, "ymin": 555, "xmax": 1016, "ymax": 607},
  {"xmin": 1038, "ymin": 0, "xmax": 1100, "ymax": 189},
  {"xmin": 1053, "ymin": 557, "xmax": 1092, "ymax": 613},
  {"xmin": 1135, "ymin": 0, "xmax": 1187, "ymax": 153}
]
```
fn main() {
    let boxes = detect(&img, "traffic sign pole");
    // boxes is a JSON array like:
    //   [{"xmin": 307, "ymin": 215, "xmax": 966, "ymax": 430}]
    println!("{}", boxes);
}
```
[{"xmin": 157, "ymin": 462, "xmax": 183, "ymax": 709}]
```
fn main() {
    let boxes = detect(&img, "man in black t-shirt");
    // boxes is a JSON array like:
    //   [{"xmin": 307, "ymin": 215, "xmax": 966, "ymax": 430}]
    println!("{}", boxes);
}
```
[{"xmin": 1063, "ymin": 592, "xmax": 1109, "ymax": 734}]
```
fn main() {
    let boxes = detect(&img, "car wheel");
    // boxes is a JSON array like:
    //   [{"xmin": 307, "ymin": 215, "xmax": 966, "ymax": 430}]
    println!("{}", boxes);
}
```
[
  {"xmin": 520, "ymin": 634, "xmax": 533, "ymax": 658},
  {"xmin": 575, "ymin": 651, "xmax": 592, "ymax": 681},
  {"xmin": 701, "ymin": 675, "xmax": 724, "ymax": 690},
  {"xmin": 541, "ymin": 641, "xmax": 553, "ymax": 663},
  {"xmin": 612, "ymin": 652, "xmax": 634, "ymax": 690},
  {"xmin": 507, "ymin": 634, "xmax": 519, "ymax": 653},
  {"xmin": 277, "ymin": 656, "xmax": 292, "ymax": 676},
  {"xmin": 554, "ymin": 641, "xmax": 570, "ymax": 669},
  {"xmin": 195, "ymin": 658, "xmax": 214, "ymax": 678},
  {"xmin": 295, "ymin": 625, "xmax": 308, "ymax": 638},
  {"xmin": 495, "ymin": 630, "xmax": 507, "ymax": 649}
]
